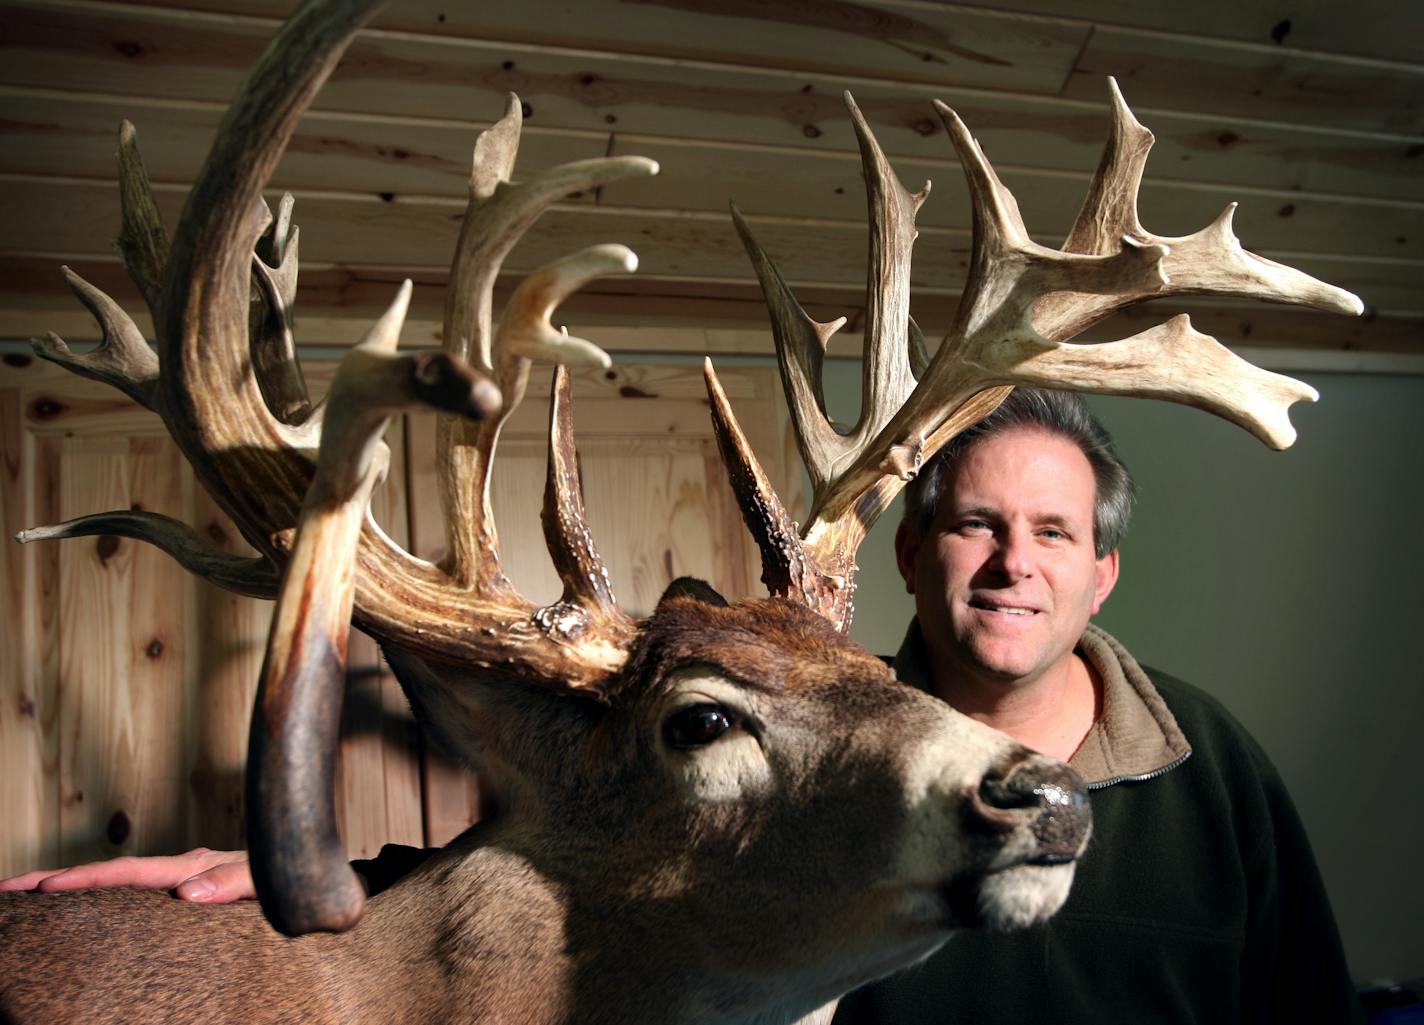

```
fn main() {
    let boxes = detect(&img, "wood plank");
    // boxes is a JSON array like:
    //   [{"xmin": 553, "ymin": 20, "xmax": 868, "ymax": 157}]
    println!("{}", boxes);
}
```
[
  {"xmin": 961, "ymin": 0, "xmax": 1424, "ymax": 65},
  {"xmin": 186, "ymin": 491, "xmax": 267, "ymax": 850},
  {"xmin": 2, "ymin": 2, "xmax": 1416, "ymax": 201},
  {"xmin": 118, "ymin": 436, "xmax": 190, "ymax": 856},
  {"xmin": 602, "ymin": 133, "xmax": 1424, "ymax": 259},
  {"xmin": 1065, "ymin": 25, "xmax": 1424, "ymax": 136},
  {"xmin": 34, "ymin": 0, "xmax": 1092, "ymax": 96},
  {"xmin": 55, "ymin": 434, "xmax": 129, "ymax": 864},
  {"xmin": 5, "ymin": 78, "xmax": 1419, "ymax": 210},
  {"xmin": 28, "ymin": 431, "xmax": 63, "ymax": 871},
  {"xmin": 3, "ymin": 253, "xmax": 1419, "ymax": 365},
  {"xmin": 3, "ymin": 88, "xmax": 1420, "ymax": 262},
  {"xmin": 0, "ymin": 384, "xmax": 46, "ymax": 876},
  {"xmin": 0, "ymin": 88, "xmax": 609, "ymax": 202},
  {"xmin": 53, "ymin": 434, "xmax": 190, "ymax": 862},
  {"xmin": 3, "ymin": 177, "xmax": 1417, "ymax": 315}
]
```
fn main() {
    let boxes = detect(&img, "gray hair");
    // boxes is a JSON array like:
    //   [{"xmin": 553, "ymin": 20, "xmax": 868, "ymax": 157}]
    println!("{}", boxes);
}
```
[{"xmin": 902, "ymin": 389, "xmax": 1135, "ymax": 558}]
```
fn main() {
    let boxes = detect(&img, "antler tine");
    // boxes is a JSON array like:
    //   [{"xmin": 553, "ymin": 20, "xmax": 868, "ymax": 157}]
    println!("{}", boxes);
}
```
[
  {"xmin": 31, "ymin": 267, "xmax": 159, "ymax": 409},
  {"xmin": 539, "ymin": 366, "xmax": 637, "ymax": 658},
  {"xmin": 730, "ymin": 203, "xmax": 846, "ymax": 492},
  {"xmin": 1035, "ymin": 78, "xmax": 1364, "ymax": 337},
  {"xmin": 843, "ymin": 92, "xmax": 927, "ymax": 452},
  {"xmin": 250, "ymin": 193, "xmax": 315, "ymax": 427},
  {"xmin": 1060, "ymin": 77, "xmax": 1153, "ymax": 258},
  {"xmin": 116, "ymin": 120, "xmax": 169, "ymax": 323},
  {"xmin": 16, "ymin": 511, "xmax": 279, "ymax": 598},
  {"xmin": 704, "ymin": 359, "xmax": 823, "ymax": 608},
  {"xmin": 437, "ymin": 101, "xmax": 657, "ymax": 589},
  {"xmin": 249, "ymin": 281, "xmax": 500, "ymax": 937},
  {"xmin": 1006, "ymin": 314, "xmax": 1317, "ymax": 449}
]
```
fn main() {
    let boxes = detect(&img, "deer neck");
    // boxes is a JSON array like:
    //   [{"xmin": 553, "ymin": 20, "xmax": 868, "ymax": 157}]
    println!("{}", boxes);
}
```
[{"xmin": 350, "ymin": 835, "xmax": 820, "ymax": 1025}]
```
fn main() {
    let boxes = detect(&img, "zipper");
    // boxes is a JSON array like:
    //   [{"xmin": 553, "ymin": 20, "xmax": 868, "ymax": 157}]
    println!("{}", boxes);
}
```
[{"xmin": 1086, "ymin": 749, "xmax": 1192, "ymax": 791}]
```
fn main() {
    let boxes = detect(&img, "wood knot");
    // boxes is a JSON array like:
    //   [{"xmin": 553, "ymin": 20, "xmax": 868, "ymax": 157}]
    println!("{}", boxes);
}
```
[
  {"xmin": 96, "ymin": 535, "xmax": 120, "ymax": 565},
  {"xmin": 28, "ymin": 396, "xmax": 66, "ymax": 421},
  {"xmin": 145, "ymin": 638, "xmax": 165, "ymax": 659},
  {"xmin": 106, "ymin": 810, "xmax": 131, "ymax": 846}
]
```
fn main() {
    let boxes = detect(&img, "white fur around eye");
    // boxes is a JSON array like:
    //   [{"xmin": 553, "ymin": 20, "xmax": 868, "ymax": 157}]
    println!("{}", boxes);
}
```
[{"xmin": 675, "ymin": 732, "xmax": 771, "ymax": 803}]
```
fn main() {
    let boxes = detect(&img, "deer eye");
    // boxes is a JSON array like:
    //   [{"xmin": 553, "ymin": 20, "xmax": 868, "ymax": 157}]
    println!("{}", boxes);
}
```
[{"xmin": 664, "ymin": 703, "xmax": 736, "ymax": 749}]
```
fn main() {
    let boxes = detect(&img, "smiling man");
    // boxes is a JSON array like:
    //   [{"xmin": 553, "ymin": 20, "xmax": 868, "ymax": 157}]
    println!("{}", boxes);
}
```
[{"xmin": 833, "ymin": 387, "xmax": 1361, "ymax": 1024}]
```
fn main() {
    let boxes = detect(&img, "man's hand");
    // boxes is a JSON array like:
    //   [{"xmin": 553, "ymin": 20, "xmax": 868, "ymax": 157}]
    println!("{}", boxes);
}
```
[{"xmin": 0, "ymin": 848, "xmax": 256, "ymax": 903}]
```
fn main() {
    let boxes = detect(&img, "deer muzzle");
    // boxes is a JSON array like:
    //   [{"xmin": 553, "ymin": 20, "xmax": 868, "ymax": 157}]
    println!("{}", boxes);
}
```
[{"xmin": 968, "ymin": 754, "xmax": 1091, "ymax": 865}]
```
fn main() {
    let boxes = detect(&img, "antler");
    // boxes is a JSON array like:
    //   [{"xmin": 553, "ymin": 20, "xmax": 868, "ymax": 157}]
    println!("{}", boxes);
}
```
[
  {"xmin": 713, "ymin": 84, "xmax": 1363, "ymax": 631},
  {"xmin": 18, "ymin": 0, "xmax": 651, "ymax": 933}
]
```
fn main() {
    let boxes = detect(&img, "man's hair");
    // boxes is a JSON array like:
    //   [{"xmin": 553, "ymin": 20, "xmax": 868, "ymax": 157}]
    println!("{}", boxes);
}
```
[{"xmin": 902, "ymin": 388, "xmax": 1134, "ymax": 558}]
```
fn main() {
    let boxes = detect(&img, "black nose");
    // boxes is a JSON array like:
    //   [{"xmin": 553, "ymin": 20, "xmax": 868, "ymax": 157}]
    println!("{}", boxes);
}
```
[{"xmin": 970, "ymin": 755, "xmax": 1091, "ymax": 861}]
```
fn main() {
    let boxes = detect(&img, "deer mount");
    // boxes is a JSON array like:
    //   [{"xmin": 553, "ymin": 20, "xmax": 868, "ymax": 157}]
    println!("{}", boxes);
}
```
[{"xmin": 1, "ymin": 0, "xmax": 1361, "ymax": 1022}]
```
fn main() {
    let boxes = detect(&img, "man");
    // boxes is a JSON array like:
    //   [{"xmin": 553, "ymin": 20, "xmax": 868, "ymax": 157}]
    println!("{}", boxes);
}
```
[
  {"xmin": 3, "ymin": 390, "xmax": 1360, "ymax": 1023},
  {"xmin": 835, "ymin": 388, "xmax": 1360, "ymax": 1023}
]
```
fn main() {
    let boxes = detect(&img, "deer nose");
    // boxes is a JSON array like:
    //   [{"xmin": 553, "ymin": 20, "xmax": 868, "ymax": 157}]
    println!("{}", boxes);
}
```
[{"xmin": 969, "ymin": 755, "xmax": 1091, "ymax": 863}]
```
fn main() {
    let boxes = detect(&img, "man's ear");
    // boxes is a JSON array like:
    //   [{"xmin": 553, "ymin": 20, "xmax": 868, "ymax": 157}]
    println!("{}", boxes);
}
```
[
  {"xmin": 1090, "ymin": 549, "xmax": 1120, "ymax": 615},
  {"xmin": 893, "ymin": 520, "xmax": 920, "ymax": 595}
]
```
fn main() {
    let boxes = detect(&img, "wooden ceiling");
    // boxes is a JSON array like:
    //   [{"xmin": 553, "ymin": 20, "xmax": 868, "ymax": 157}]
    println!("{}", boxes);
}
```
[{"xmin": 1, "ymin": 0, "xmax": 1420, "ymax": 369}]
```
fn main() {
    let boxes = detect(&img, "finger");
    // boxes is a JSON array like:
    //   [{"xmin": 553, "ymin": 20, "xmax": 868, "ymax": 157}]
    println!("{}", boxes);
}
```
[
  {"xmin": 175, "ymin": 860, "xmax": 257, "ymax": 903},
  {"xmin": 31, "ymin": 849, "xmax": 228, "ymax": 893},
  {"xmin": 0, "ymin": 869, "xmax": 67, "ymax": 892},
  {"xmin": 34, "ymin": 856, "xmax": 181, "ymax": 892}
]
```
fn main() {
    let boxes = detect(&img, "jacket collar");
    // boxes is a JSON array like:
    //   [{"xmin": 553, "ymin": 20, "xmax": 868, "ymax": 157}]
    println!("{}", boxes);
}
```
[{"xmin": 891, "ymin": 619, "xmax": 1190, "ymax": 787}]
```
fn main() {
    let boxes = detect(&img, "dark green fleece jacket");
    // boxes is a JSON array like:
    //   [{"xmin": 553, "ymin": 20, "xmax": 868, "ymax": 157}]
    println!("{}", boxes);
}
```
[{"xmin": 832, "ymin": 623, "xmax": 1362, "ymax": 1025}]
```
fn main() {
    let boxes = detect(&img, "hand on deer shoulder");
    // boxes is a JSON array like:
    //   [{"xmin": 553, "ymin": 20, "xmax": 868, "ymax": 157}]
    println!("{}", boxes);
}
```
[{"xmin": 0, "ymin": 848, "xmax": 255, "ymax": 903}]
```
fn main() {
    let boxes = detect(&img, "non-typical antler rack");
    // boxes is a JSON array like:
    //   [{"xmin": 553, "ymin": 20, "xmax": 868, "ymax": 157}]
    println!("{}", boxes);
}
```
[
  {"xmin": 17, "ymin": 0, "xmax": 1360, "ymax": 936},
  {"xmin": 708, "ymin": 87, "xmax": 1360, "ymax": 631}
]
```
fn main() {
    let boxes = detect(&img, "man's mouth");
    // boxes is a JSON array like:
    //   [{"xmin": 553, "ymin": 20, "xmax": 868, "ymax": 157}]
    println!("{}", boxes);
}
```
[{"xmin": 968, "ymin": 599, "xmax": 1039, "ymax": 616}]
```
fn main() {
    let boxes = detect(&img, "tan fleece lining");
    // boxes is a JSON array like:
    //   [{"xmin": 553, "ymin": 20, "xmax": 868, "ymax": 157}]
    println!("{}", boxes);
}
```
[{"xmin": 1068, "ymin": 624, "xmax": 1190, "ymax": 786}]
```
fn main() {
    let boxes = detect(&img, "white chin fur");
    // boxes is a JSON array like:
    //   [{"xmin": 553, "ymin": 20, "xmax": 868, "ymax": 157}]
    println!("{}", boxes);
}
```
[{"xmin": 977, "ymin": 863, "xmax": 1077, "ymax": 931}]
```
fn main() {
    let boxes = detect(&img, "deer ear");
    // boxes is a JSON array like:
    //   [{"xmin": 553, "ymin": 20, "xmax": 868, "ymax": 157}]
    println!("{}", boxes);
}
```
[{"xmin": 657, "ymin": 577, "xmax": 729, "ymax": 609}]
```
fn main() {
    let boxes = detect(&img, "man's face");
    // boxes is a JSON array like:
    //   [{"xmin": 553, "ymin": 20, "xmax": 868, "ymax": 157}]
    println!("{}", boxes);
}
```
[{"xmin": 895, "ymin": 426, "xmax": 1119, "ymax": 692}]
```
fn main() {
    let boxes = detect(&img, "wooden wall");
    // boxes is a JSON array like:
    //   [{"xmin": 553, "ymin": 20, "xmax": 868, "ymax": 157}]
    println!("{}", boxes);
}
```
[
  {"xmin": 0, "ymin": 356, "xmax": 800, "ymax": 874},
  {"xmin": 0, "ymin": 0, "xmax": 1419, "ymax": 367}
]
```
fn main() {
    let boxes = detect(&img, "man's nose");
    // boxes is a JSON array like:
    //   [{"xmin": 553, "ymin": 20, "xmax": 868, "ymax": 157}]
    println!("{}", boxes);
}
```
[{"xmin": 989, "ymin": 530, "xmax": 1034, "ymax": 579}]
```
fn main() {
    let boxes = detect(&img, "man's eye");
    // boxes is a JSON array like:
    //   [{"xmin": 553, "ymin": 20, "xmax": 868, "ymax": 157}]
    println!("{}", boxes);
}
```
[
  {"xmin": 957, "ymin": 519, "xmax": 991, "ymax": 534},
  {"xmin": 664, "ymin": 704, "xmax": 736, "ymax": 749}
]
